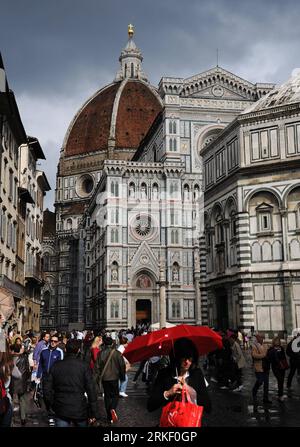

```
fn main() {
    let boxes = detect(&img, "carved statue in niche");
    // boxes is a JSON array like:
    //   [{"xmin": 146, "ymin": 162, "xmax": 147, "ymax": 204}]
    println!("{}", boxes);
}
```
[
  {"xmin": 111, "ymin": 265, "xmax": 119, "ymax": 282},
  {"xmin": 153, "ymin": 184, "xmax": 158, "ymax": 200},
  {"xmin": 129, "ymin": 183, "xmax": 135, "ymax": 198},
  {"xmin": 184, "ymin": 185, "xmax": 190, "ymax": 201},
  {"xmin": 136, "ymin": 274, "xmax": 151, "ymax": 288},
  {"xmin": 140, "ymin": 184, "xmax": 147, "ymax": 199},
  {"xmin": 172, "ymin": 264, "xmax": 179, "ymax": 282}
]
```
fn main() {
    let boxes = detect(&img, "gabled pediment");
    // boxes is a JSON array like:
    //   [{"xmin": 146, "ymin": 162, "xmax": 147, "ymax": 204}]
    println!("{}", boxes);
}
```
[
  {"xmin": 190, "ymin": 84, "xmax": 248, "ymax": 101},
  {"xmin": 130, "ymin": 241, "xmax": 158, "ymax": 276},
  {"xmin": 181, "ymin": 66, "xmax": 258, "ymax": 101},
  {"xmin": 255, "ymin": 202, "xmax": 274, "ymax": 211}
]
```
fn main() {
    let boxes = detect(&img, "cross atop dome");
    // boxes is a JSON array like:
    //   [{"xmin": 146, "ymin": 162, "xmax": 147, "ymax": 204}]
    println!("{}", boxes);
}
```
[
  {"xmin": 128, "ymin": 23, "xmax": 134, "ymax": 37},
  {"xmin": 115, "ymin": 24, "xmax": 148, "ymax": 83}
]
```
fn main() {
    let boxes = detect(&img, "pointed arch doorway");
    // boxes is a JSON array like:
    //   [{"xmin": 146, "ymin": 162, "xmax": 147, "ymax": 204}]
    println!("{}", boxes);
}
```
[
  {"xmin": 131, "ymin": 271, "xmax": 157, "ymax": 326},
  {"xmin": 136, "ymin": 299, "xmax": 152, "ymax": 325}
]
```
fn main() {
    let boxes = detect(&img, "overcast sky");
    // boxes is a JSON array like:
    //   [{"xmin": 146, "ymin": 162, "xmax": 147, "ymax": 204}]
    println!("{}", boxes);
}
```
[{"xmin": 1, "ymin": 0, "xmax": 300, "ymax": 209}]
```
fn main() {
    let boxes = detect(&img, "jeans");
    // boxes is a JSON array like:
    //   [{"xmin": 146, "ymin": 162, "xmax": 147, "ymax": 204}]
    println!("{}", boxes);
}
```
[
  {"xmin": 18, "ymin": 393, "xmax": 27, "ymax": 421},
  {"xmin": 252, "ymin": 371, "xmax": 269, "ymax": 399},
  {"xmin": 0, "ymin": 401, "xmax": 13, "ymax": 427},
  {"xmin": 119, "ymin": 374, "xmax": 128, "ymax": 393},
  {"xmin": 55, "ymin": 417, "xmax": 87, "ymax": 427}
]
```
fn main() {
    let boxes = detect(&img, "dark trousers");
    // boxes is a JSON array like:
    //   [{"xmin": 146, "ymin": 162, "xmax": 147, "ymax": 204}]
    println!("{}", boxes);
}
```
[
  {"xmin": 272, "ymin": 368, "xmax": 285, "ymax": 397},
  {"xmin": 133, "ymin": 360, "xmax": 146, "ymax": 382},
  {"xmin": 102, "ymin": 380, "xmax": 119, "ymax": 422},
  {"xmin": 234, "ymin": 365, "xmax": 243, "ymax": 387},
  {"xmin": 0, "ymin": 401, "xmax": 13, "ymax": 427},
  {"xmin": 287, "ymin": 362, "xmax": 300, "ymax": 388},
  {"xmin": 252, "ymin": 372, "xmax": 269, "ymax": 399}
]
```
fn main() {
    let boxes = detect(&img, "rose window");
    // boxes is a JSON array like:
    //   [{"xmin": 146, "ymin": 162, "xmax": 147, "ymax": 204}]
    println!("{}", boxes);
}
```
[{"xmin": 135, "ymin": 215, "xmax": 151, "ymax": 237}]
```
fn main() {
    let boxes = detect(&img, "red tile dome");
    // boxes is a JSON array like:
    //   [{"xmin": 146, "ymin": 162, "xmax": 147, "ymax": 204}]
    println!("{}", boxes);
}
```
[{"xmin": 63, "ymin": 79, "xmax": 162, "ymax": 159}]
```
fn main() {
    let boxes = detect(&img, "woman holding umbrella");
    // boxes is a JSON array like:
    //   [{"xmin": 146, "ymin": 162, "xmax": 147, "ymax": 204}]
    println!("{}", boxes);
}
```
[{"xmin": 147, "ymin": 338, "xmax": 211, "ymax": 422}]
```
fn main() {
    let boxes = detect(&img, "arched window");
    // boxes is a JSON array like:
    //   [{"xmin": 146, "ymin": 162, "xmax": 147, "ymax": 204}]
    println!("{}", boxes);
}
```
[
  {"xmin": 169, "ymin": 139, "xmax": 173, "ymax": 151},
  {"xmin": 230, "ymin": 211, "xmax": 237, "ymax": 238},
  {"xmin": 111, "ymin": 229, "xmax": 119, "ymax": 243},
  {"xmin": 173, "ymin": 138, "xmax": 177, "ymax": 151},
  {"xmin": 176, "ymin": 302, "xmax": 180, "ymax": 317},
  {"xmin": 194, "ymin": 185, "xmax": 200, "ymax": 200},
  {"xmin": 215, "ymin": 214, "xmax": 224, "ymax": 243},
  {"xmin": 124, "ymin": 63, "xmax": 127, "ymax": 77},
  {"xmin": 171, "ymin": 230, "xmax": 174, "ymax": 244},
  {"xmin": 172, "ymin": 301, "xmax": 181, "ymax": 318},
  {"xmin": 171, "ymin": 230, "xmax": 179, "ymax": 244},
  {"xmin": 43, "ymin": 253, "xmax": 50, "ymax": 271},
  {"xmin": 169, "ymin": 121, "xmax": 173, "ymax": 134},
  {"xmin": 111, "ymin": 181, "xmax": 119, "ymax": 197},
  {"xmin": 172, "ymin": 302, "xmax": 176, "ymax": 318},
  {"xmin": 43, "ymin": 291, "xmax": 50, "ymax": 313},
  {"xmin": 205, "ymin": 225, "xmax": 212, "ymax": 250},
  {"xmin": 66, "ymin": 218, "xmax": 72, "ymax": 230},
  {"xmin": 111, "ymin": 301, "xmax": 119, "ymax": 318},
  {"xmin": 131, "ymin": 63, "xmax": 134, "ymax": 78},
  {"xmin": 173, "ymin": 122, "xmax": 177, "ymax": 134}
]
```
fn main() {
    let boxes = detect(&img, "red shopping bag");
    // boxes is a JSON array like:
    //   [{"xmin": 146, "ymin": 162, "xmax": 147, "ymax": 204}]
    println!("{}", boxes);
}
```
[{"xmin": 159, "ymin": 385, "xmax": 203, "ymax": 427}]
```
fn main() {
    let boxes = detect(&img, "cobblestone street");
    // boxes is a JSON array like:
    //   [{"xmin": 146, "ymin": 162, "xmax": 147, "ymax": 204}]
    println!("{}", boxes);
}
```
[{"xmin": 11, "ymin": 352, "xmax": 300, "ymax": 428}]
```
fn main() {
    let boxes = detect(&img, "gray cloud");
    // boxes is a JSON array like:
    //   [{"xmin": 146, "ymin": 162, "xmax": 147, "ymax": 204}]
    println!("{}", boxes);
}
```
[{"xmin": 1, "ymin": 0, "xmax": 300, "ymax": 209}]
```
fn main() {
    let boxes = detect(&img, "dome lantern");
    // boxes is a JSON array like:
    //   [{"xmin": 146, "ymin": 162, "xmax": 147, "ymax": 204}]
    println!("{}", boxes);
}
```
[{"xmin": 115, "ymin": 24, "xmax": 148, "ymax": 83}]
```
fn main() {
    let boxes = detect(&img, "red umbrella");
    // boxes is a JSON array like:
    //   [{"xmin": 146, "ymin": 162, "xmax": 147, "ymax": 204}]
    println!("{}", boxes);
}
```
[{"xmin": 123, "ymin": 325, "xmax": 222, "ymax": 364}]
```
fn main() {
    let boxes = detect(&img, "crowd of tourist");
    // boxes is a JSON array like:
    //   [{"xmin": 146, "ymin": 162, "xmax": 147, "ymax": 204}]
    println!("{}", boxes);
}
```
[{"xmin": 0, "ymin": 323, "xmax": 299, "ymax": 427}]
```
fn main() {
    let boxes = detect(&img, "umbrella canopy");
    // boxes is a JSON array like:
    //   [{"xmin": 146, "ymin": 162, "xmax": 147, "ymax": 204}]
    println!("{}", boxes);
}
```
[
  {"xmin": 150, "ymin": 321, "xmax": 176, "ymax": 330},
  {"xmin": 123, "ymin": 324, "xmax": 223, "ymax": 364},
  {"xmin": 0, "ymin": 287, "xmax": 15, "ymax": 322}
]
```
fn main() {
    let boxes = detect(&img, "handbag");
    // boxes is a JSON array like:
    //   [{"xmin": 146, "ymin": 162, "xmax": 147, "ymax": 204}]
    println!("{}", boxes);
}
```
[
  {"xmin": 159, "ymin": 385, "xmax": 203, "ymax": 427},
  {"xmin": 278, "ymin": 358, "xmax": 289, "ymax": 370}
]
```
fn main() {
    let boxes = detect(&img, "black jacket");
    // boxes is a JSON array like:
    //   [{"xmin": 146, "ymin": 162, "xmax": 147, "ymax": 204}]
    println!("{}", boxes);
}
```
[
  {"xmin": 43, "ymin": 353, "xmax": 100, "ymax": 420},
  {"xmin": 147, "ymin": 366, "xmax": 211, "ymax": 414},
  {"xmin": 267, "ymin": 346, "xmax": 287, "ymax": 372},
  {"xmin": 286, "ymin": 340, "xmax": 300, "ymax": 365}
]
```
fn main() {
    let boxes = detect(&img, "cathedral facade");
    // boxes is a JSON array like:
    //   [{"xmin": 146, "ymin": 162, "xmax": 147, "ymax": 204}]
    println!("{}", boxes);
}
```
[{"xmin": 41, "ymin": 26, "xmax": 284, "ymax": 332}]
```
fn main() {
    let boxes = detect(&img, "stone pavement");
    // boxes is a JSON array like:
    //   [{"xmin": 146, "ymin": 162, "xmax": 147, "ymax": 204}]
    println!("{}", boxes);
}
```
[{"xmin": 11, "ymin": 352, "xmax": 300, "ymax": 427}]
